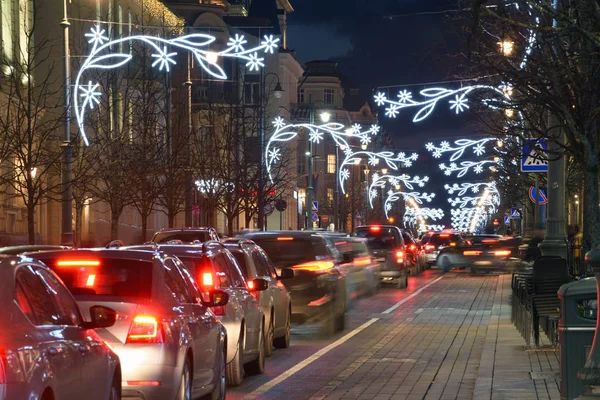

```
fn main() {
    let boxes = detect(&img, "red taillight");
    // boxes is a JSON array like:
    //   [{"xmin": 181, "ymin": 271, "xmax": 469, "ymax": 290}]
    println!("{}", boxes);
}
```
[
  {"xmin": 202, "ymin": 272, "xmax": 214, "ymax": 288},
  {"xmin": 211, "ymin": 306, "xmax": 226, "ymax": 316},
  {"xmin": 495, "ymin": 250, "xmax": 511, "ymax": 257},
  {"xmin": 247, "ymin": 280, "xmax": 260, "ymax": 301},
  {"xmin": 56, "ymin": 260, "xmax": 101, "ymax": 267},
  {"xmin": 464, "ymin": 250, "xmax": 482, "ymax": 256},
  {"xmin": 396, "ymin": 250, "xmax": 404, "ymax": 264},
  {"xmin": 127, "ymin": 380, "xmax": 162, "ymax": 386},
  {"xmin": 0, "ymin": 351, "xmax": 5, "ymax": 384},
  {"xmin": 409, "ymin": 244, "xmax": 416, "ymax": 251},
  {"xmin": 126, "ymin": 315, "xmax": 164, "ymax": 344},
  {"xmin": 439, "ymin": 234, "xmax": 450, "ymax": 238},
  {"xmin": 370, "ymin": 226, "xmax": 381, "ymax": 232},
  {"xmin": 425, "ymin": 244, "xmax": 435, "ymax": 252}
]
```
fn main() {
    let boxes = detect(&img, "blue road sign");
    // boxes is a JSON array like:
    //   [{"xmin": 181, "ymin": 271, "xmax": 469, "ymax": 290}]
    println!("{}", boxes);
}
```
[
  {"xmin": 511, "ymin": 208, "xmax": 521, "ymax": 219},
  {"xmin": 312, "ymin": 201, "xmax": 318, "ymax": 212},
  {"xmin": 312, "ymin": 212, "xmax": 318, "ymax": 223},
  {"xmin": 521, "ymin": 139, "xmax": 548, "ymax": 172},
  {"xmin": 504, "ymin": 216, "xmax": 510, "ymax": 226},
  {"xmin": 529, "ymin": 186, "xmax": 548, "ymax": 205}
]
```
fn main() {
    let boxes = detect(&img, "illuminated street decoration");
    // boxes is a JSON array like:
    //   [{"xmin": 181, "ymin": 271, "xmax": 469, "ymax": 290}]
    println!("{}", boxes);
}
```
[
  {"xmin": 368, "ymin": 174, "xmax": 434, "ymax": 218},
  {"xmin": 75, "ymin": 26, "xmax": 278, "ymax": 146},
  {"xmin": 404, "ymin": 207, "xmax": 444, "ymax": 228},
  {"xmin": 424, "ymin": 138, "xmax": 501, "ymax": 178},
  {"xmin": 374, "ymin": 85, "xmax": 509, "ymax": 122},
  {"xmin": 265, "ymin": 118, "xmax": 382, "ymax": 188},
  {"xmin": 420, "ymin": 224, "xmax": 446, "ymax": 232}
]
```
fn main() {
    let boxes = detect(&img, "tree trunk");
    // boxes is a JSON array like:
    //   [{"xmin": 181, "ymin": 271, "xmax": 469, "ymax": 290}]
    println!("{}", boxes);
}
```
[
  {"xmin": 27, "ymin": 202, "xmax": 35, "ymax": 245},
  {"xmin": 74, "ymin": 200, "xmax": 84, "ymax": 248},
  {"xmin": 111, "ymin": 208, "xmax": 121, "ymax": 241},
  {"xmin": 168, "ymin": 211, "xmax": 176, "ymax": 228},
  {"xmin": 582, "ymin": 155, "xmax": 600, "ymax": 250},
  {"xmin": 141, "ymin": 208, "xmax": 149, "ymax": 243}
]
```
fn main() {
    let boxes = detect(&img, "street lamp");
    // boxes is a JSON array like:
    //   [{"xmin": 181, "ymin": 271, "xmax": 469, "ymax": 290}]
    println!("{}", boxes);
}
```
[
  {"xmin": 258, "ymin": 73, "xmax": 285, "ymax": 231},
  {"xmin": 381, "ymin": 168, "xmax": 388, "ymax": 175},
  {"xmin": 305, "ymin": 107, "xmax": 330, "ymax": 230},
  {"xmin": 60, "ymin": 0, "xmax": 73, "ymax": 245}
]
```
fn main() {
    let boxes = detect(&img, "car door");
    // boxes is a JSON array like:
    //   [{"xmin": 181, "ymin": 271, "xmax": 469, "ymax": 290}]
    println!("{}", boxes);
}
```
[
  {"xmin": 259, "ymin": 249, "xmax": 287, "ymax": 333},
  {"xmin": 36, "ymin": 268, "xmax": 111, "ymax": 400},
  {"xmin": 171, "ymin": 257, "xmax": 218, "ymax": 388},
  {"xmin": 223, "ymin": 251, "xmax": 262, "ymax": 356},
  {"xmin": 15, "ymin": 265, "xmax": 85, "ymax": 399}
]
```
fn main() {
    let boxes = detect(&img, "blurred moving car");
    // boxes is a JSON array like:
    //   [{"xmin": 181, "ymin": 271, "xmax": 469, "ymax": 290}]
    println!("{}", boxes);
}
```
[
  {"xmin": 422, "ymin": 232, "xmax": 465, "ymax": 269},
  {"xmin": 223, "ymin": 239, "xmax": 293, "ymax": 356},
  {"xmin": 355, "ymin": 225, "xmax": 409, "ymax": 288},
  {"xmin": 401, "ymin": 230, "xmax": 425, "ymax": 274},
  {"xmin": 436, "ymin": 235, "xmax": 520, "ymax": 273},
  {"xmin": 151, "ymin": 227, "xmax": 220, "ymax": 244},
  {"xmin": 325, "ymin": 236, "xmax": 380, "ymax": 299},
  {"xmin": 123, "ymin": 242, "xmax": 268, "ymax": 386},
  {"xmin": 240, "ymin": 231, "xmax": 347, "ymax": 336},
  {"xmin": 29, "ymin": 249, "xmax": 229, "ymax": 400},
  {"xmin": 0, "ymin": 255, "xmax": 121, "ymax": 400}
]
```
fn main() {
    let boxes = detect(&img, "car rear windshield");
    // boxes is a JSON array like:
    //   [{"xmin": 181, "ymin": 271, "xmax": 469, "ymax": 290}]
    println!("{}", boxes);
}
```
[
  {"xmin": 40, "ymin": 257, "xmax": 153, "ymax": 299},
  {"xmin": 250, "ymin": 237, "xmax": 330, "ymax": 268},
  {"xmin": 230, "ymin": 250, "xmax": 249, "ymax": 277},
  {"xmin": 152, "ymin": 231, "xmax": 210, "ymax": 244},
  {"xmin": 428, "ymin": 234, "xmax": 462, "ymax": 247},
  {"xmin": 355, "ymin": 228, "xmax": 399, "ymax": 250}
]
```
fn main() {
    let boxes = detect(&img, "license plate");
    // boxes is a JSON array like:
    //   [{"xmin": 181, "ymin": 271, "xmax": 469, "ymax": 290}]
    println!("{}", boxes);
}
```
[{"xmin": 376, "ymin": 257, "xmax": 386, "ymax": 262}]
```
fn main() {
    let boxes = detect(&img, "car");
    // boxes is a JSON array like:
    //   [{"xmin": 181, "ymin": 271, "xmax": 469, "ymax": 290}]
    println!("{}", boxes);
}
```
[
  {"xmin": 151, "ymin": 227, "xmax": 220, "ymax": 244},
  {"xmin": 223, "ymin": 239, "xmax": 293, "ymax": 356},
  {"xmin": 0, "ymin": 255, "xmax": 121, "ymax": 400},
  {"xmin": 401, "ymin": 230, "xmax": 426, "ymax": 274},
  {"xmin": 28, "ymin": 249, "xmax": 229, "ymax": 400},
  {"xmin": 437, "ymin": 235, "xmax": 522, "ymax": 273},
  {"xmin": 240, "ymin": 231, "xmax": 347, "ymax": 336},
  {"xmin": 422, "ymin": 231, "xmax": 465, "ymax": 269},
  {"xmin": 123, "ymin": 242, "xmax": 268, "ymax": 386},
  {"xmin": 355, "ymin": 225, "xmax": 409, "ymax": 288},
  {"xmin": 0, "ymin": 245, "xmax": 71, "ymax": 255}
]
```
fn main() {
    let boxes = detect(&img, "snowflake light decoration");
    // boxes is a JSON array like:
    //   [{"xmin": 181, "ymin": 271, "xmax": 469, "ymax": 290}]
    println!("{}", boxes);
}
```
[
  {"xmin": 426, "ymin": 138, "xmax": 494, "ymax": 162},
  {"xmin": 368, "ymin": 174, "xmax": 434, "ymax": 218},
  {"xmin": 75, "ymin": 26, "xmax": 279, "ymax": 146}
]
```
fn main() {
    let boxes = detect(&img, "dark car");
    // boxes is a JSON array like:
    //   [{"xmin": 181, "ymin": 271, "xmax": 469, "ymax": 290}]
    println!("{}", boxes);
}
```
[
  {"xmin": 0, "ymin": 245, "xmax": 71, "ymax": 255},
  {"xmin": 239, "ymin": 231, "xmax": 347, "ymax": 336},
  {"xmin": 355, "ymin": 225, "xmax": 409, "ymax": 288},
  {"xmin": 423, "ymin": 232, "xmax": 465, "ymax": 268},
  {"xmin": 151, "ymin": 227, "xmax": 219, "ymax": 244},
  {"xmin": 400, "ymin": 230, "xmax": 425, "ymax": 274},
  {"xmin": 436, "ymin": 235, "xmax": 520, "ymax": 273}
]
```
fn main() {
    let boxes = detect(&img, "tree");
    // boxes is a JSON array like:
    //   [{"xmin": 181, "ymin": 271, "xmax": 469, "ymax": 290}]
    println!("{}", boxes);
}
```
[
  {"xmin": 0, "ymin": 1, "xmax": 64, "ymax": 244},
  {"xmin": 469, "ymin": 0, "xmax": 600, "ymax": 247}
]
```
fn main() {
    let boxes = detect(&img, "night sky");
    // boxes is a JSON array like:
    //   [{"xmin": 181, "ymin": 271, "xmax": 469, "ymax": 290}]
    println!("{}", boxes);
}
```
[{"xmin": 287, "ymin": 0, "xmax": 478, "ymax": 216}]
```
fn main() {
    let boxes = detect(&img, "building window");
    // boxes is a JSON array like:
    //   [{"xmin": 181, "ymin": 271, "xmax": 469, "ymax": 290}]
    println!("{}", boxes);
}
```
[
  {"xmin": 327, "ymin": 154, "xmax": 336, "ymax": 174},
  {"xmin": 244, "ymin": 75, "xmax": 260, "ymax": 105},
  {"xmin": 324, "ymin": 89, "xmax": 334, "ymax": 104},
  {"xmin": 327, "ymin": 188, "xmax": 333, "ymax": 203},
  {"xmin": 297, "ymin": 88, "xmax": 304, "ymax": 104},
  {"xmin": 297, "ymin": 152, "xmax": 306, "ymax": 174}
]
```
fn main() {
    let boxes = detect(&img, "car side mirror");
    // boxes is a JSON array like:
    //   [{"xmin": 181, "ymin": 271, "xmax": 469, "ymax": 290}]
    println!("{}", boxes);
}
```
[
  {"xmin": 201, "ymin": 290, "xmax": 229, "ymax": 307},
  {"xmin": 279, "ymin": 268, "xmax": 294, "ymax": 279},
  {"xmin": 83, "ymin": 305, "xmax": 117, "ymax": 329},
  {"xmin": 248, "ymin": 278, "xmax": 269, "ymax": 292}
]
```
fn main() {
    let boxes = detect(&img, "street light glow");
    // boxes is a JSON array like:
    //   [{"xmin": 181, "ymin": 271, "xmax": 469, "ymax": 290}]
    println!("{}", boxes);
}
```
[
  {"xmin": 499, "ymin": 40, "xmax": 515, "ymax": 56},
  {"xmin": 320, "ymin": 112, "xmax": 331, "ymax": 122}
]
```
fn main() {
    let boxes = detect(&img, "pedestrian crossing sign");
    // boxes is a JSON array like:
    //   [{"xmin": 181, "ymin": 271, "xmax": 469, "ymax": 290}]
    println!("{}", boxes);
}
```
[{"xmin": 521, "ymin": 139, "xmax": 548, "ymax": 172}]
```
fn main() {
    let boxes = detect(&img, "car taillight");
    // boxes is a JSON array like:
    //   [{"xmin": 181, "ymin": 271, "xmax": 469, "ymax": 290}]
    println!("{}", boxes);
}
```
[
  {"xmin": 396, "ymin": 250, "xmax": 404, "ymax": 264},
  {"xmin": 495, "ymin": 250, "xmax": 511, "ymax": 257},
  {"xmin": 409, "ymin": 244, "xmax": 416, "ymax": 251},
  {"xmin": 0, "ymin": 351, "xmax": 5, "ymax": 384},
  {"xmin": 463, "ymin": 250, "xmax": 482, "ymax": 256},
  {"xmin": 425, "ymin": 245, "xmax": 435, "ymax": 252},
  {"xmin": 247, "ymin": 280, "xmax": 260, "ymax": 301},
  {"xmin": 293, "ymin": 261, "xmax": 335, "ymax": 272},
  {"xmin": 202, "ymin": 272, "xmax": 214, "ymax": 288},
  {"xmin": 126, "ymin": 315, "xmax": 164, "ymax": 344}
]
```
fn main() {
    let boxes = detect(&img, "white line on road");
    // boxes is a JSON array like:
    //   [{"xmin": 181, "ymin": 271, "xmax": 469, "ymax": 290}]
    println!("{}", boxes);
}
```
[{"xmin": 242, "ymin": 274, "xmax": 444, "ymax": 399}]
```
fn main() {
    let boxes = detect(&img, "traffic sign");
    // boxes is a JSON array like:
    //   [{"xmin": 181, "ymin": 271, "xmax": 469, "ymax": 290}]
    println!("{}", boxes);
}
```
[
  {"xmin": 529, "ymin": 186, "xmax": 548, "ymax": 205},
  {"xmin": 521, "ymin": 139, "xmax": 548, "ymax": 172},
  {"xmin": 312, "ymin": 212, "xmax": 318, "ymax": 223},
  {"xmin": 510, "ymin": 208, "xmax": 521, "ymax": 219},
  {"xmin": 312, "ymin": 201, "xmax": 318, "ymax": 212},
  {"xmin": 275, "ymin": 199, "xmax": 287, "ymax": 212},
  {"xmin": 504, "ymin": 216, "xmax": 510, "ymax": 226},
  {"xmin": 264, "ymin": 204, "xmax": 274, "ymax": 216}
]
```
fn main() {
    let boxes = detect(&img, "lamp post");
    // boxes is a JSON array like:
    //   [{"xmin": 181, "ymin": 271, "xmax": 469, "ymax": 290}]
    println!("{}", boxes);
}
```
[
  {"xmin": 184, "ymin": 51, "xmax": 194, "ymax": 227},
  {"xmin": 305, "ymin": 106, "xmax": 330, "ymax": 231},
  {"xmin": 60, "ymin": 0, "xmax": 73, "ymax": 245},
  {"xmin": 258, "ymin": 73, "xmax": 283, "ymax": 231},
  {"xmin": 334, "ymin": 143, "xmax": 340, "ymax": 231}
]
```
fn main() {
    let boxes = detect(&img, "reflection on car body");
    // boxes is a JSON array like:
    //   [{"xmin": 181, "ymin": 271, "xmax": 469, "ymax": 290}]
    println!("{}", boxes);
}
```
[{"xmin": 27, "ymin": 249, "xmax": 228, "ymax": 400}]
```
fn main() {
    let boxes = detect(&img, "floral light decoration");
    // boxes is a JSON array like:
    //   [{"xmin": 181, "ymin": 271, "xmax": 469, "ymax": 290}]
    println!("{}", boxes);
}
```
[
  {"xmin": 446, "ymin": 182, "xmax": 499, "ymax": 232},
  {"xmin": 425, "ymin": 138, "xmax": 502, "ymax": 178},
  {"xmin": 75, "ymin": 26, "xmax": 279, "ymax": 146},
  {"xmin": 404, "ymin": 207, "xmax": 445, "ymax": 228},
  {"xmin": 368, "ymin": 174, "xmax": 435, "ymax": 219},
  {"xmin": 265, "ymin": 118, "xmax": 381, "ymax": 187},
  {"xmin": 420, "ymin": 224, "xmax": 446, "ymax": 232}
]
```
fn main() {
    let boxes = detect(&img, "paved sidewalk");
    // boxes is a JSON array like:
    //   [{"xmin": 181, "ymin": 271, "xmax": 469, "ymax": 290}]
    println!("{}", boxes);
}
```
[{"xmin": 474, "ymin": 274, "xmax": 560, "ymax": 400}]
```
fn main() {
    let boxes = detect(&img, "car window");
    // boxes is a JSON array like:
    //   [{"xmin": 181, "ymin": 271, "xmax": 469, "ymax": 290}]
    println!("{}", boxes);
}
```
[
  {"xmin": 251, "ymin": 237, "xmax": 331, "ymax": 268},
  {"xmin": 251, "ymin": 249, "xmax": 270, "ymax": 277},
  {"xmin": 224, "ymin": 252, "xmax": 246, "ymax": 288},
  {"xmin": 15, "ymin": 266, "xmax": 62, "ymax": 326},
  {"xmin": 356, "ymin": 227, "xmax": 402, "ymax": 250},
  {"xmin": 153, "ymin": 231, "xmax": 210, "ymax": 244},
  {"xmin": 37, "ymin": 268, "xmax": 83, "ymax": 326},
  {"xmin": 429, "ymin": 234, "xmax": 463, "ymax": 247},
  {"xmin": 230, "ymin": 250, "xmax": 250, "ymax": 278},
  {"xmin": 212, "ymin": 254, "xmax": 234, "ymax": 288},
  {"xmin": 164, "ymin": 259, "xmax": 193, "ymax": 304},
  {"xmin": 173, "ymin": 258, "xmax": 202, "ymax": 300},
  {"xmin": 258, "ymin": 249, "xmax": 278, "ymax": 278}
]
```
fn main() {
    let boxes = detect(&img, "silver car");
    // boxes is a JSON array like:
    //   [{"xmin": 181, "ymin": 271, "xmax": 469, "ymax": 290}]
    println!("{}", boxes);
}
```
[
  {"xmin": 0, "ymin": 255, "xmax": 121, "ymax": 400},
  {"xmin": 124, "ymin": 243, "xmax": 267, "ymax": 386},
  {"xmin": 224, "ymin": 239, "xmax": 293, "ymax": 355},
  {"xmin": 30, "ymin": 249, "xmax": 229, "ymax": 400}
]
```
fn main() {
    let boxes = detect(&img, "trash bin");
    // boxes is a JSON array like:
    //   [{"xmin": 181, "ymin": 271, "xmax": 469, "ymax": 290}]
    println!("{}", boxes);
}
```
[{"xmin": 558, "ymin": 277, "xmax": 597, "ymax": 400}]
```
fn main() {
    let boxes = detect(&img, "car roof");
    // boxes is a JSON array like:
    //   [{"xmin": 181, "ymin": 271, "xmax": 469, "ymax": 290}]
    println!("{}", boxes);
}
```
[
  {"xmin": 240, "ymin": 231, "xmax": 328, "ymax": 240},
  {"xmin": 23, "ymin": 248, "xmax": 161, "ymax": 262},
  {"xmin": 0, "ymin": 245, "xmax": 71, "ymax": 255},
  {"xmin": 155, "ymin": 227, "xmax": 215, "ymax": 233}
]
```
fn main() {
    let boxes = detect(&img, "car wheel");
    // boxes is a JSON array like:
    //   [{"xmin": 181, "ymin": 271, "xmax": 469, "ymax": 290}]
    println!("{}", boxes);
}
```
[
  {"xmin": 226, "ymin": 336, "xmax": 243, "ymax": 386},
  {"xmin": 440, "ymin": 256, "xmax": 451, "ymax": 273},
  {"xmin": 265, "ymin": 317, "xmax": 274, "ymax": 357},
  {"xmin": 397, "ymin": 273, "xmax": 408, "ymax": 289},
  {"xmin": 211, "ymin": 346, "xmax": 226, "ymax": 400},
  {"xmin": 245, "ymin": 323, "xmax": 265, "ymax": 375},
  {"xmin": 176, "ymin": 358, "xmax": 192, "ymax": 400},
  {"xmin": 334, "ymin": 310, "xmax": 346, "ymax": 332},
  {"xmin": 109, "ymin": 373, "xmax": 121, "ymax": 400},
  {"xmin": 320, "ymin": 305, "xmax": 336, "ymax": 337},
  {"xmin": 273, "ymin": 309, "xmax": 291, "ymax": 349}
]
